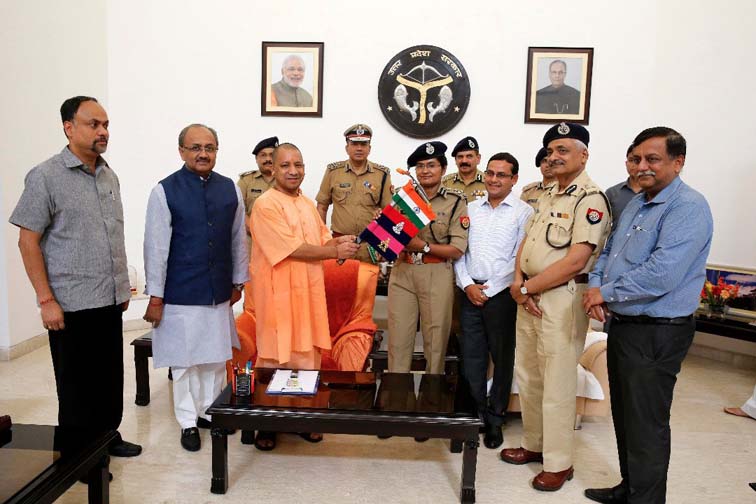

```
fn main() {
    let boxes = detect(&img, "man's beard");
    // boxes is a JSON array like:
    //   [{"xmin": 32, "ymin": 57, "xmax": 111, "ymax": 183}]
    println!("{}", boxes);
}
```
[{"xmin": 92, "ymin": 139, "xmax": 108, "ymax": 154}]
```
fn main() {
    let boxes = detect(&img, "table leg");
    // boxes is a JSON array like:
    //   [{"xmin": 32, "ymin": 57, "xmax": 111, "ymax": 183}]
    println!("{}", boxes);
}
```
[
  {"xmin": 450, "ymin": 439, "xmax": 463, "ymax": 453},
  {"xmin": 241, "ymin": 429, "xmax": 255, "ymax": 445},
  {"xmin": 210, "ymin": 427, "xmax": 228, "ymax": 494},
  {"xmin": 459, "ymin": 437, "xmax": 478, "ymax": 503},
  {"xmin": 87, "ymin": 454, "xmax": 110, "ymax": 504},
  {"xmin": 134, "ymin": 346, "xmax": 151, "ymax": 406}
]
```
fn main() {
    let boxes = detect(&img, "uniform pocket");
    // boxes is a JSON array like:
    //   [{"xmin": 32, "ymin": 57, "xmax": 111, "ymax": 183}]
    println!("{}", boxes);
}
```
[
  {"xmin": 545, "ymin": 218, "xmax": 572, "ymax": 248},
  {"xmin": 333, "ymin": 187, "xmax": 350, "ymax": 203}
]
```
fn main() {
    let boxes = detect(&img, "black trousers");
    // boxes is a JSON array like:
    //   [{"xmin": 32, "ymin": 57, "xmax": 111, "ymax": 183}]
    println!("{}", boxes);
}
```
[
  {"xmin": 607, "ymin": 315, "xmax": 695, "ymax": 504},
  {"xmin": 458, "ymin": 287, "xmax": 517, "ymax": 426},
  {"xmin": 48, "ymin": 304, "xmax": 124, "ymax": 441}
]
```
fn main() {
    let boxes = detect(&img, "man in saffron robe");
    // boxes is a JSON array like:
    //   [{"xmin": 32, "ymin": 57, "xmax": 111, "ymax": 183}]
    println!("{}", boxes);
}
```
[
  {"xmin": 250, "ymin": 142, "xmax": 359, "ymax": 449},
  {"xmin": 251, "ymin": 142, "xmax": 359, "ymax": 368}
]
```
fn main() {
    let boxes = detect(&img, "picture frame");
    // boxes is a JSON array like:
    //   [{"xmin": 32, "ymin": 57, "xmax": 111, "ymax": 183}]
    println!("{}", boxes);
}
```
[
  {"xmin": 261, "ymin": 41, "xmax": 324, "ymax": 117},
  {"xmin": 524, "ymin": 47, "xmax": 594, "ymax": 124},
  {"xmin": 704, "ymin": 264, "xmax": 756, "ymax": 319}
]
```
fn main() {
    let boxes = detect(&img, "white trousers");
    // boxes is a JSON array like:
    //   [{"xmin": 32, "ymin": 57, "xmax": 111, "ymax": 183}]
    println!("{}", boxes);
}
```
[
  {"xmin": 742, "ymin": 383, "xmax": 756, "ymax": 419},
  {"xmin": 171, "ymin": 362, "xmax": 227, "ymax": 429}
]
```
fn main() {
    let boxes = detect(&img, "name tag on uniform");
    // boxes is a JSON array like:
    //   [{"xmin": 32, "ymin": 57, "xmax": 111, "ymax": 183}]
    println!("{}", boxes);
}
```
[
  {"xmin": 339, "ymin": 183, "xmax": 351, "ymax": 188},
  {"xmin": 250, "ymin": 188, "xmax": 262, "ymax": 193}
]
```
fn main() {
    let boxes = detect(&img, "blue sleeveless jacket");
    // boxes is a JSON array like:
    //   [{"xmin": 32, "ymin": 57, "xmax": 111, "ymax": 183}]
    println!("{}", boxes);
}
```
[{"xmin": 160, "ymin": 166, "xmax": 238, "ymax": 305}]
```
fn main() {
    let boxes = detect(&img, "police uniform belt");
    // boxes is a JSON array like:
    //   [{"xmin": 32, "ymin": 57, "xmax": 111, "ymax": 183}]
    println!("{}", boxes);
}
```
[
  {"xmin": 609, "ymin": 313, "xmax": 693, "ymax": 325},
  {"xmin": 404, "ymin": 252, "xmax": 445, "ymax": 265},
  {"xmin": 522, "ymin": 272, "xmax": 588, "ymax": 287}
]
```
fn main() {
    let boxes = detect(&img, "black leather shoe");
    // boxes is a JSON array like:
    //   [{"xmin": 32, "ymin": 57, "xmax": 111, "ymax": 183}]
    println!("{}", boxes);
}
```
[
  {"xmin": 108, "ymin": 440, "xmax": 142, "ymax": 457},
  {"xmin": 181, "ymin": 427, "xmax": 201, "ymax": 452},
  {"xmin": 78, "ymin": 471, "xmax": 113, "ymax": 484},
  {"xmin": 584, "ymin": 484, "xmax": 628, "ymax": 503},
  {"xmin": 483, "ymin": 423, "xmax": 503, "ymax": 449}
]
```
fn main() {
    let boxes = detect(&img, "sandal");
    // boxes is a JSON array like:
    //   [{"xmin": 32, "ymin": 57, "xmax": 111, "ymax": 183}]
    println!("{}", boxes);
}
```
[
  {"xmin": 298, "ymin": 432, "xmax": 323, "ymax": 443},
  {"xmin": 254, "ymin": 431, "xmax": 277, "ymax": 451}
]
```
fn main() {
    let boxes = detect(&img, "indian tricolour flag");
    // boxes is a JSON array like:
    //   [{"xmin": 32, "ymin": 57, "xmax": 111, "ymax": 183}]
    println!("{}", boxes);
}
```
[{"xmin": 357, "ymin": 182, "xmax": 436, "ymax": 262}]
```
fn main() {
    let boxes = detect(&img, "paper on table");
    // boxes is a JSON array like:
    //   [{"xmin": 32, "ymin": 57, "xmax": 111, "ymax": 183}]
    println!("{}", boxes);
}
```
[{"xmin": 266, "ymin": 369, "xmax": 320, "ymax": 395}]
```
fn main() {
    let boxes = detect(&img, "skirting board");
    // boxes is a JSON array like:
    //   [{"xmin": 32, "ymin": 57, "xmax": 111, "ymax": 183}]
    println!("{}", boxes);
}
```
[{"xmin": 0, "ymin": 332, "xmax": 48, "ymax": 361}]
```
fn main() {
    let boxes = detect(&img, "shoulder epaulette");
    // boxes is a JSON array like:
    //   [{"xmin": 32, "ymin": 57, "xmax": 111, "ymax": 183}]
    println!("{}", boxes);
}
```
[
  {"xmin": 327, "ymin": 161, "xmax": 348, "ymax": 171},
  {"xmin": 442, "ymin": 187, "xmax": 464, "ymax": 198},
  {"xmin": 521, "ymin": 181, "xmax": 540, "ymax": 192},
  {"xmin": 370, "ymin": 162, "xmax": 391, "ymax": 174},
  {"xmin": 238, "ymin": 169, "xmax": 257, "ymax": 177},
  {"xmin": 442, "ymin": 173, "xmax": 457, "ymax": 183}
]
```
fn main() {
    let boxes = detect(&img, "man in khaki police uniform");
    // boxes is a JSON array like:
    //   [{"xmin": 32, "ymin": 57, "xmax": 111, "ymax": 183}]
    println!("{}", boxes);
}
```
[
  {"xmin": 388, "ymin": 141, "xmax": 468, "ymax": 375},
  {"xmin": 316, "ymin": 124, "xmax": 393, "ymax": 263},
  {"xmin": 237, "ymin": 136, "xmax": 278, "ymax": 234},
  {"xmin": 500, "ymin": 123, "xmax": 611, "ymax": 492},
  {"xmin": 442, "ymin": 136, "xmax": 487, "ymax": 202},
  {"xmin": 520, "ymin": 147, "xmax": 556, "ymax": 209}
]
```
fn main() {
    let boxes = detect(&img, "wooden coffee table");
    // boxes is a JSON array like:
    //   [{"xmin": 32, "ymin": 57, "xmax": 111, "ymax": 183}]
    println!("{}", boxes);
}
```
[
  {"xmin": 207, "ymin": 370, "xmax": 482, "ymax": 503},
  {"xmin": 0, "ymin": 424, "xmax": 115, "ymax": 504}
]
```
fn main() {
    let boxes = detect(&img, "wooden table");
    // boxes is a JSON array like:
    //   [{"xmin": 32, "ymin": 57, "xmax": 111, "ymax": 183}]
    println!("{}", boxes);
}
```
[
  {"xmin": 1, "ymin": 424, "xmax": 115, "ymax": 504},
  {"xmin": 207, "ymin": 370, "xmax": 483, "ymax": 503}
]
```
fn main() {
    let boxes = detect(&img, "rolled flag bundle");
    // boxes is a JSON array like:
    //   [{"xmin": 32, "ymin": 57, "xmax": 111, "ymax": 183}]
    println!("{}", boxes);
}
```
[{"xmin": 358, "ymin": 182, "xmax": 436, "ymax": 261}]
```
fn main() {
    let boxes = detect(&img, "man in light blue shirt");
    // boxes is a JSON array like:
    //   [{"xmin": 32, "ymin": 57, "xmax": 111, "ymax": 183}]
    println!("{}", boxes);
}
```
[
  {"xmin": 583, "ymin": 127, "xmax": 713, "ymax": 504},
  {"xmin": 454, "ymin": 152, "xmax": 533, "ymax": 449}
]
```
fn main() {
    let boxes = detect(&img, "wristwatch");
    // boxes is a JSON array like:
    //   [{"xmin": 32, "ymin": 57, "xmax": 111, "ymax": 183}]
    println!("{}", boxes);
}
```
[
  {"xmin": 422, "ymin": 242, "xmax": 431, "ymax": 254},
  {"xmin": 233, "ymin": 283, "xmax": 245, "ymax": 292},
  {"xmin": 520, "ymin": 282, "xmax": 529, "ymax": 295}
]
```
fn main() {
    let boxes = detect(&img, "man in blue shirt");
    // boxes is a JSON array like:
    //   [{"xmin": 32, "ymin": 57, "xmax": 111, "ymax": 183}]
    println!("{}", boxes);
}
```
[{"xmin": 583, "ymin": 127, "xmax": 713, "ymax": 504}]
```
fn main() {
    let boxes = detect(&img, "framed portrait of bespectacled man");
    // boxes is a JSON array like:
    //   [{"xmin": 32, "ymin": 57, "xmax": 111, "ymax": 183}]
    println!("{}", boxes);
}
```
[
  {"xmin": 261, "ymin": 41, "xmax": 324, "ymax": 117},
  {"xmin": 524, "ymin": 47, "xmax": 594, "ymax": 124}
]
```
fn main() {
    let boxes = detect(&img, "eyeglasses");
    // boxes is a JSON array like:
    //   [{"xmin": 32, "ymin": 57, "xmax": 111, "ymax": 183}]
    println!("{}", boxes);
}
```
[
  {"xmin": 484, "ymin": 170, "xmax": 513, "ymax": 180},
  {"xmin": 181, "ymin": 145, "xmax": 219, "ymax": 154}
]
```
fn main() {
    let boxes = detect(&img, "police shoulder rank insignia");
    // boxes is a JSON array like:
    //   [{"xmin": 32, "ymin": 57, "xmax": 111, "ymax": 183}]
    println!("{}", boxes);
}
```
[
  {"xmin": 586, "ymin": 208, "xmax": 603, "ymax": 225},
  {"xmin": 460, "ymin": 215, "xmax": 470, "ymax": 229}
]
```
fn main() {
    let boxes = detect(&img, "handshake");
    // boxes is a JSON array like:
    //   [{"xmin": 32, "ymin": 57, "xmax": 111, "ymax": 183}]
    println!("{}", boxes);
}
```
[{"xmin": 333, "ymin": 235, "xmax": 360, "ymax": 260}]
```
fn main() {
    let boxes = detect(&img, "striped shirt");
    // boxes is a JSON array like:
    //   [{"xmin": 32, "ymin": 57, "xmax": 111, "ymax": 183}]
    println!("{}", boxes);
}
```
[
  {"xmin": 588, "ymin": 177, "xmax": 713, "ymax": 317},
  {"xmin": 454, "ymin": 192, "xmax": 533, "ymax": 297}
]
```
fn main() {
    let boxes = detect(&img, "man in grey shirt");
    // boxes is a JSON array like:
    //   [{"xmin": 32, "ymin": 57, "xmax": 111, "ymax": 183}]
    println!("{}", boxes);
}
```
[
  {"xmin": 605, "ymin": 144, "xmax": 642, "ymax": 222},
  {"xmin": 9, "ymin": 96, "xmax": 142, "ymax": 467}
]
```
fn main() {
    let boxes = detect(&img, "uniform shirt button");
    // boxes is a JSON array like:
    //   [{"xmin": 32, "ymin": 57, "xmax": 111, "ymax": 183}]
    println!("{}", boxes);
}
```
[
  {"xmin": 208, "ymin": 241, "xmax": 213, "ymax": 247},
  {"xmin": 208, "ymin": 221, "xmax": 213, "ymax": 227},
  {"xmin": 626, "ymin": 234, "xmax": 630, "ymax": 237}
]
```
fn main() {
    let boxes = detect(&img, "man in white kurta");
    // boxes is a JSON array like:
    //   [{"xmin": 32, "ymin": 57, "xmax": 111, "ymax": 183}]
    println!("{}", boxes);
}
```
[{"xmin": 143, "ymin": 124, "xmax": 248, "ymax": 452}]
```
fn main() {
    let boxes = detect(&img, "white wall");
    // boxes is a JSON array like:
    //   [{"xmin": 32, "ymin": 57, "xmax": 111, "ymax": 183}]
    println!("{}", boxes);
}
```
[
  {"xmin": 0, "ymin": 0, "xmax": 108, "ymax": 351},
  {"xmin": 2, "ymin": 0, "xmax": 755, "ymax": 351}
]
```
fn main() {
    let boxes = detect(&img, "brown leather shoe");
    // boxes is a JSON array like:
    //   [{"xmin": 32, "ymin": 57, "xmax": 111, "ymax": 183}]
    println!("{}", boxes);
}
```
[
  {"xmin": 499, "ymin": 447, "xmax": 544, "ymax": 465},
  {"xmin": 532, "ymin": 467, "xmax": 574, "ymax": 492}
]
